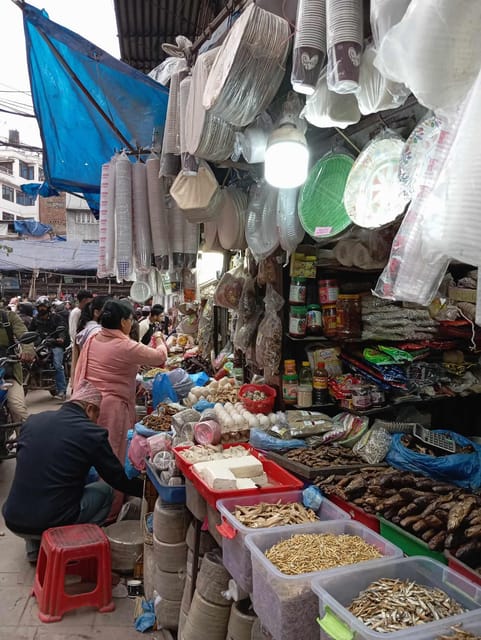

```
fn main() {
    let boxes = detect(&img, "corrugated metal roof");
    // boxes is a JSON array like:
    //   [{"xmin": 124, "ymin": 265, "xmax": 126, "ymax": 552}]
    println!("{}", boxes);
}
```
[{"xmin": 114, "ymin": 0, "xmax": 227, "ymax": 74}]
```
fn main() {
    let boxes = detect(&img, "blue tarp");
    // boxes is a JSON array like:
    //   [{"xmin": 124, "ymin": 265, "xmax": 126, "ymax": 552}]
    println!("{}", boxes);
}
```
[
  {"xmin": 22, "ymin": 3, "xmax": 169, "ymax": 214},
  {"xmin": 21, "ymin": 182, "xmax": 60, "ymax": 198},
  {"xmin": 13, "ymin": 220, "xmax": 52, "ymax": 236}
]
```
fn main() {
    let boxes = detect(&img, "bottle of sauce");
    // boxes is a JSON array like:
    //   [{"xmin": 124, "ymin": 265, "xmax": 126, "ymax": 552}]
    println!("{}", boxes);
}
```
[
  {"xmin": 282, "ymin": 360, "xmax": 298, "ymax": 406},
  {"xmin": 297, "ymin": 361, "xmax": 313, "ymax": 408},
  {"xmin": 312, "ymin": 362, "xmax": 329, "ymax": 405}
]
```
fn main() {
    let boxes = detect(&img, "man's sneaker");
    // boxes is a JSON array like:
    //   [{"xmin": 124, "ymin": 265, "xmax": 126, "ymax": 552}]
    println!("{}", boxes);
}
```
[{"xmin": 53, "ymin": 393, "xmax": 66, "ymax": 401}]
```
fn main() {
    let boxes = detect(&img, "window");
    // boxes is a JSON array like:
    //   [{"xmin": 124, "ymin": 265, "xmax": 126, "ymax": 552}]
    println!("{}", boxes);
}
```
[
  {"xmin": 16, "ymin": 190, "xmax": 35, "ymax": 206},
  {"xmin": 74, "ymin": 211, "xmax": 96, "ymax": 225},
  {"xmin": 1, "ymin": 212, "xmax": 15, "ymax": 221},
  {"xmin": 19, "ymin": 161, "xmax": 35, "ymax": 180},
  {"xmin": 0, "ymin": 162, "xmax": 13, "ymax": 176},
  {"xmin": 1, "ymin": 185, "xmax": 14, "ymax": 202}
]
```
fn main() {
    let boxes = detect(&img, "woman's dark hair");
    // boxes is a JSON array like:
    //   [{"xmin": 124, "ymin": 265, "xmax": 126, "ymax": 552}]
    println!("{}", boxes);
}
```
[
  {"xmin": 77, "ymin": 296, "xmax": 111, "ymax": 333},
  {"xmin": 100, "ymin": 299, "xmax": 133, "ymax": 330}
]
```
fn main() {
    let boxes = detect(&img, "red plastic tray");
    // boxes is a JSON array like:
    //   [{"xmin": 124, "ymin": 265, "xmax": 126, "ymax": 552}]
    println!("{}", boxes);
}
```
[
  {"xmin": 174, "ymin": 444, "xmax": 302, "ymax": 509},
  {"xmin": 445, "ymin": 551, "xmax": 481, "ymax": 587},
  {"xmin": 328, "ymin": 494, "xmax": 380, "ymax": 533}
]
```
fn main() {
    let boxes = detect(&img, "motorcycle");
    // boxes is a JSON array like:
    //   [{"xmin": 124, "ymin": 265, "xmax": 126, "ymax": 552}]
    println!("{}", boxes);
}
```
[
  {"xmin": 22, "ymin": 327, "xmax": 69, "ymax": 396},
  {"xmin": 0, "ymin": 331, "xmax": 38, "ymax": 460}
]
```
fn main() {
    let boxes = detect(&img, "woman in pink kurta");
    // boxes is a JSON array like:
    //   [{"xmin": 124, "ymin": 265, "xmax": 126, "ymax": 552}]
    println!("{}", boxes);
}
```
[{"xmin": 74, "ymin": 300, "xmax": 167, "ymax": 514}]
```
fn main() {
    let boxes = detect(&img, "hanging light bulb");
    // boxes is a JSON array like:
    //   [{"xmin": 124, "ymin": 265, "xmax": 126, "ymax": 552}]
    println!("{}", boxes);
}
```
[{"xmin": 264, "ymin": 92, "xmax": 309, "ymax": 189}]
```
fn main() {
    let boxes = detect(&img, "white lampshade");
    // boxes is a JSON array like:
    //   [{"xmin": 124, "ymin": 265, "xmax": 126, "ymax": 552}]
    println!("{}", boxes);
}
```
[{"xmin": 264, "ymin": 124, "xmax": 309, "ymax": 189}]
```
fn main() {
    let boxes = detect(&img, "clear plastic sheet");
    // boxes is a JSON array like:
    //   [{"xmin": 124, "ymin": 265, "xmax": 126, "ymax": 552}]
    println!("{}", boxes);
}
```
[
  {"xmin": 356, "ymin": 44, "xmax": 408, "ymax": 115},
  {"xmin": 276, "ymin": 188, "xmax": 305, "ymax": 260},
  {"xmin": 291, "ymin": 0, "xmax": 327, "ymax": 96},
  {"xmin": 132, "ymin": 162, "xmax": 153, "ymax": 273},
  {"xmin": 114, "ymin": 152, "xmax": 133, "ymax": 282},
  {"xmin": 203, "ymin": 4, "xmax": 290, "ymax": 127},
  {"xmin": 302, "ymin": 71, "xmax": 360, "ymax": 129},
  {"xmin": 326, "ymin": 0, "xmax": 363, "ymax": 94},
  {"xmin": 370, "ymin": 0, "xmax": 411, "ymax": 51},
  {"xmin": 245, "ymin": 182, "xmax": 279, "ymax": 262},
  {"xmin": 374, "ymin": 0, "xmax": 481, "ymax": 114}
]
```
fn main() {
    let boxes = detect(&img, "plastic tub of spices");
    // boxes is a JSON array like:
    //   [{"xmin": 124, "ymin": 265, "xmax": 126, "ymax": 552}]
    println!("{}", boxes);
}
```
[
  {"xmin": 313, "ymin": 556, "xmax": 481, "ymax": 640},
  {"xmin": 245, "ymin": 521, "xmax": 402, "ymax": 640}
]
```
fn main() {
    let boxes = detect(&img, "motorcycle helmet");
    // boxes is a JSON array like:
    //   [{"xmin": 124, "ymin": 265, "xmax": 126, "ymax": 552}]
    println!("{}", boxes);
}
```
[
  {"xmin": 52, "ymin": 300, "xmax": 65, "ymax": 313},
  {"xmin": 18, "ymin": 302, "xmax": 34, "ymax": 317},
  {"xmin": 35, "ymin": 296, "xmax": 51, "ymax": 309}
]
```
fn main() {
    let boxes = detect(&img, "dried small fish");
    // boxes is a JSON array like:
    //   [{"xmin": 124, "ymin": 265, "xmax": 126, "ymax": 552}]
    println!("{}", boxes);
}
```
[
  {"xmin": 436, "ymin": 625, "xmax": 481, "ymax": 639},
  {"xmin": 265, "ymin": 533, "xmax": 381, "ymax": 576},
  {"xmin": 348, "ymin": 578, "xmax": 465, "ymax": 633},
  {"xmin": 234, "ymin": 501, "xmax": 318, "ymax": 528}
]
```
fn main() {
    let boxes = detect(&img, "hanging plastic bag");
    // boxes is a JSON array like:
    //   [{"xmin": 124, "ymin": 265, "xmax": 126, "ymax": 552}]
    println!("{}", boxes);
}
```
[
  {"xmin": 370, "ymin": 0, "xmax": 411, "ymax": 51},
  {"xmin": 214, "ymin": 266, "xmax": 246, "ymax": 311},
  {"xmin": 152, "ymin": 373, "xmax": 178, "ymax": 409},
  {"xmin": 386, "ymin": 431, "xmax": 481, "ymax": 491},
  {"xmin": 233, "ymin": 274, "xmax": 263, "ymax": 352},
  {"xmin": 302, "ymin": 72, "xmax": 360, "ymax": 129},
  {"xmin": 234, "ymin": 112, "xmax": 273, "ymax": 164},
  {"xmin": 356, "ymin": 44, "xmax": 408, "ymax": 115},
  {"xmin": 276, "ymin": 188, "xmax": 305, "ymax": 261},
  {"xmin": 255, "ymin": 284, "xmax": 284, "ymax": 374},
  {"xmin": 245, "ymin": 182, "xmax": 279, "ymax": 262},
  {"xmin": 353, "ymin": 427, "xmax": 392, "ymax": 464}
]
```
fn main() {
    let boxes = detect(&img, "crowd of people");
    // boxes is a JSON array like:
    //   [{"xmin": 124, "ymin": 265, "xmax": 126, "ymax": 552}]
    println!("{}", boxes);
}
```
[{"xmin": 1, "ymin": 290, "xmax": 178, "ymax": 561}]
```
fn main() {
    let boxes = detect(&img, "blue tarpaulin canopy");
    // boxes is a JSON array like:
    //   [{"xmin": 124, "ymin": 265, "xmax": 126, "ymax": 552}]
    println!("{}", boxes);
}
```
[{"xmin": 21, "ymin": 2, "xmax": 169, "ymax": 213}]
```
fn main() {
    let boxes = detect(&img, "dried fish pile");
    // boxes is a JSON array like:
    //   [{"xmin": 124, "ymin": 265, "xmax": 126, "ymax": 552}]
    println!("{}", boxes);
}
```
[
  {"xmin": 285, "ymin": 445, "xmax": 366, "ymax": 468},
  {"xmin": 349, "ymin": 578, "xmax": 464, "ymax": 632},
  {"xmin": 437, "ymin": 626, "xmax": 481, "ymax": 640},
  {"xmin": 141, "ymin": 413, "xmax": 173, "ymax": 431},
  {"xmin": 316, "ymin": 467, "xmax": 481, "ymax": 556},
  {"xmin": 234, "ymin": 501, "xmax": 318, "ymax": 528},
  {"xmin": 265, "ymin": 533, "xmax": 381, "ymax": 575}
]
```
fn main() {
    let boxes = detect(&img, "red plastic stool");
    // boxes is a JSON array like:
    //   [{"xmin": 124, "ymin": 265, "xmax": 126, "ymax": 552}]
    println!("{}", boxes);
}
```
[{"xmin": 32, "ymin": 523, "xmax": 115, "ymax": 622}]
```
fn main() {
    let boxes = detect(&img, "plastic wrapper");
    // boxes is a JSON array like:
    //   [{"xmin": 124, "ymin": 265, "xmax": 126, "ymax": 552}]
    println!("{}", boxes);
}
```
[
  {"xmin": 132, "ymin": 162, "xmax": 153, "ymax": 273},
  {"xmin": 353, "ymin": 427, "xmax": 392, "ymax": 464},
  {"xmin": 170, "ymin": 162, "xmax": 219, "ymax": 215},
  {"xmin": 160, "ymin": 68, "xmax": 188, "ymax": 177},
  {"xmin": 97, "ymin": 156, "xmax": 117, "ymax": 278},
  {"xmin": 114, "ymin": 152, "xmax": 133, "ymax": 281},
  {"xmin": 276, "ymin": 188, "xmax": 305, "ymax": 261},
  {"xmin": 148, "ymin": 432, "xmax": 173, "ymax": 458},
  {"xmin": 370, "ymin": 0, "xmax": 411, "ymax": 51},
  {"xmin": 249, "ymin": 427, "xmax": 306, "ymax": 451},
  {"xmin": 128, "ymin": 433, "xmax": 150, "ymax": 471},
  {"xmin": 245, "ymin": 182, "xmax": 279, "ymax": 262},
  {"xmin": 356, "ymin": 44, "xmax": 408, "ymax": 115},
  {"xmin": 291, "ymin": 0, "xmax": 327, "ymax": 95},
  {"xmin": 148, "ymin": 40, "xmax": 190, "ymax": 85},
  {"xmin": 326, "ymin": 0, "xmax": 363, "ymax": 94},
  {"xmin": 172, "ymin": 408, "xmax": 201, "ymax": 431},
  {"xmin": 374, "ymin": 0, "xmax": 481, "ymax": 114},
  {"xmin": 234, "ymin": 112, "xmax": 272, "ymax": 164},
  {"xmin": 203, "ymin": 4, "xmax": 290, "ymax": 127},
  {"xmin": 255, "ymin": 284, "xmax": 284, "ymax": 374},
  {"xmin": 233, "ymin": 274, "xmax": 264, "ymax": 353},
  {"xmin": 302, "ymin": 72, "xmax": 360, "ymax": 129},
  {"xmin": 214, "ymin": 266, "xmax": 246, "ymax": 311}
]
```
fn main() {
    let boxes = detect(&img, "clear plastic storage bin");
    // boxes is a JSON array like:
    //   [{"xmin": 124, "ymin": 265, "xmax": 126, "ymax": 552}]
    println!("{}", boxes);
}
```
[
  {"xmin": 313, "ymin": 556, "xmax": 481, "ymax": 640},
  {"xmin": 245, "ymin": 520, "xmax": 402, "ymax": 640},
  {"xmin": 217, "ymin": 491, "xmax": 349, "ymax": 593}
]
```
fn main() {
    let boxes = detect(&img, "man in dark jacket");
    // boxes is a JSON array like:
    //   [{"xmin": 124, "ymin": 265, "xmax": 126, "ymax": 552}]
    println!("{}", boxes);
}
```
[
  {"xmin": 29, "ymin": 296, "xmax": 68, "ymax": 400},
  {"xmin": 2, "ymin": 381, "xmax": 144, "ymax": 561}
]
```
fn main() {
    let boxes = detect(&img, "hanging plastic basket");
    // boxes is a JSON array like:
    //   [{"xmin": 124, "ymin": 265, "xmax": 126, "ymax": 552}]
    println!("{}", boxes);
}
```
[{"xmin": 239, "ymin": 384, "xmax": 276, "ymax": 415}]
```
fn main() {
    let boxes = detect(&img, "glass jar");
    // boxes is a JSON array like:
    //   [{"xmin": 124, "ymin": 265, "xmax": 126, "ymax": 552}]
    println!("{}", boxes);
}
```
[
  {"xmin": 336, "ymin": 294, "xmax": 362, "ymax": 338},
  {"xmin": 306, "ymin": 304, "xmax": 322, "ymax": 335},
  {"xmin": 289, "ymin": 277, "xmax": 307, "ymax": 305},
  {"xmin": 282, "ymin": 360, "xmax": 298, "ymax": 406},
  {"xmin": 370, "ymin": 385, "xmax": 385, "ymax": 407},
  {"xmin": 289, "ymin": 305, "xmax": 307, "ymax": 337},
  {"xmin": 318, "ymin": 279, "xmax": 339, "ymax": 305},
  {"xmin": 321, "ymin": 303, "xmax": 337, "ymax": 337}
]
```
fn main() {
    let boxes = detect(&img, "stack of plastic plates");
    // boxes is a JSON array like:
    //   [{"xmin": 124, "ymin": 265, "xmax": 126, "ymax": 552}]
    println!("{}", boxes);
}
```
[
  {"xmin": 298, "ymin": 154, "xmax": 354, "ymax": 240},
  {"xmin": 184, "ymin": 48, "xmax": 235, "ymax": 162},
  {"xmin": 245, "ymin": 183, "xmax": 279, "ymax": 261},
  {"xmin": 217, "ymin": 188, "xmax": 249, "ymax": 251},
  {"xmin": 344, "ymin": 136, "xmax": 409, "ymax": 229},
  {"xmin": 203, "ymin": 4, "xmax": 290, "ymax": 127},
  {"xmin": 399, "ymin": 115, "xmax": 442, "ymax": 198}
]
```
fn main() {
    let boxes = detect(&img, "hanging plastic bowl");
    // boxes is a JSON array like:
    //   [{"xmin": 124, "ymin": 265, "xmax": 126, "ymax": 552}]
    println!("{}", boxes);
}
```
[
  {"xmin": 298, "ymin": 154, "xmax": 354, "ymax": 241},
  {"xmin": 130, "ymin": 280, "xmax": 152, "ymax": 304}
]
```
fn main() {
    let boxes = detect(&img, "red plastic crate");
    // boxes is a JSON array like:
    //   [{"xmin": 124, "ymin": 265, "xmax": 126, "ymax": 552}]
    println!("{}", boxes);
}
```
[
  {"xmin": 445, "ymin": 551, "xmax": 481, "ymax": 587},
  {"xmin": 174, "ymin": 444, "xmax": 302, "ymax": 509},
  {"xmin": 328, "ymin": 494, "xmax": 380, "ymax": 533}
]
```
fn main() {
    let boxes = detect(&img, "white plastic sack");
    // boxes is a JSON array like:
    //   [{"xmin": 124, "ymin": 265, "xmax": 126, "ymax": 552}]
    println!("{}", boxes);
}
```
[
  {"xmin": 302, "ymin": 72, "xmax": 360, "ymax": 128},
  {"xmin": 374, "ymin": 0, "xmax": 481, "ymax": 113}
]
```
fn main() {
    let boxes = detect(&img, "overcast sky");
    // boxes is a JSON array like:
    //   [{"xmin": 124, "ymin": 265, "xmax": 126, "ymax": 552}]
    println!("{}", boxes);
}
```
[{"xmin": 0, "ymin": 0, "xmax": 120, "ymax": 147}]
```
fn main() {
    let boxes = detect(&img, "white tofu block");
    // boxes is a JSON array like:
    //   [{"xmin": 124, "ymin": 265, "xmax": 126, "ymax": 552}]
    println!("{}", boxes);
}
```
[
  {"xmin": 250, "ymin": 472, "xmax": 269, "ymax": 487},
  {"xmin": 228, "ymin": 455, "xmax": 263, "ymax": 478},
  {"xmin": 203, "ymin": 466, "xmax": 237, "ymax": 491},
  {"xmin": 236, "ymin": 478, "xmax": 257, "ymax": 490}
]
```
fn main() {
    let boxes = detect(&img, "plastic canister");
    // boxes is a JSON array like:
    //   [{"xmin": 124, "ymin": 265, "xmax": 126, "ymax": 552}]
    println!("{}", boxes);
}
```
[
  {"xmin": 289, "ymin": 306, "xmax": 307, "ymax": 337},
  {"xmin": 194, "ymin": 420, "xmax": 222, "ymax": 445},
  {"xmin": 282, "ymin": 360, "xmax": 298, "ymax": 406},
  {"xmin": 318, "ymin": 279, "xmax": 339, "ymax": 305},
  {"xmin": 289, "ymin": 277, "xmax": 307, "ymax": 305},
  {"xmin": 321, "ymin": 303, "xmax": 337, "ymax": 337}
]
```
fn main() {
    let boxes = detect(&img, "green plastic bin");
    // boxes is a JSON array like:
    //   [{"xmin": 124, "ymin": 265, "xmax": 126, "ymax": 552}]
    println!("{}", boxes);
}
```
[{"xmin": 378, "ymin": 516, "xmax": 447, "ymax": 564}]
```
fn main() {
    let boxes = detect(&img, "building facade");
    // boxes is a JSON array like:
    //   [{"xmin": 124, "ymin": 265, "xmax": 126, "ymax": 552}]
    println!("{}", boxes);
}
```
[{"xmin": 65, "ymin": 193, "xmax": 99, "ymax": 242}]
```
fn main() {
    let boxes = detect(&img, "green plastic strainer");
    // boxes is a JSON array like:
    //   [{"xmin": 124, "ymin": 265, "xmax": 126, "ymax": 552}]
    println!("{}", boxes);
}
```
[{"xmin": 299, "ymin": 153, "xmax": 354, "ymax": 240}]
